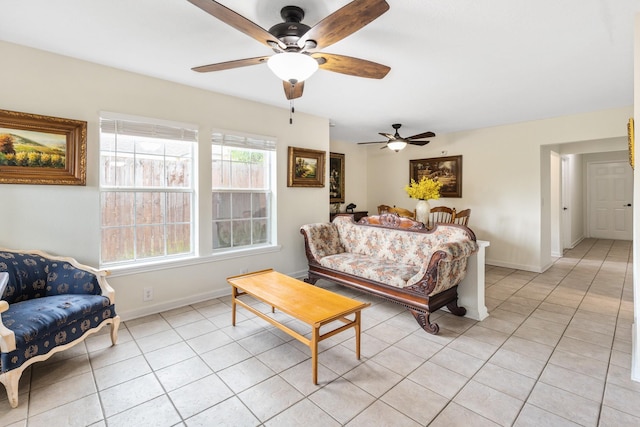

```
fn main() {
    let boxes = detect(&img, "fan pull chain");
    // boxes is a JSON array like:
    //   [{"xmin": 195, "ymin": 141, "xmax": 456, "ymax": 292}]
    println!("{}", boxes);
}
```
[
  {"xmin": 289, "ymin": 82, "xmax": 295, "ymax": 124},
  {"xmin": 290, "ymin": 99, "xmax": 294, "ymax": 124}
]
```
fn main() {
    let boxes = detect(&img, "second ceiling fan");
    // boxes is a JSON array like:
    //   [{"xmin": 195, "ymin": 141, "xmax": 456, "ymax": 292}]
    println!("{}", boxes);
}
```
[
  {"xmin": 187, "ymin": 0, "xmax": 391, "ymax": 100},
  {"xmin": 358, "ymin": 124, "xmax": 436, "ymax": 152}
]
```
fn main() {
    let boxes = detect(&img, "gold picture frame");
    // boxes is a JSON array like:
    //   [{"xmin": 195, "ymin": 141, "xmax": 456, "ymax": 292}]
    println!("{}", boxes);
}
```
[
  {"xmin": 0, "ymin": 109, "xmax": 87, "ymax": 185},
  {"xmin": 329, "ymin": 152, "xmax": 345, "ymax": 203},
  {"xmin": 628, "ymin": 118, "xmax": 634, "ymax": 169},
  {"xmin": 287, "ymin": 146, "xmax": 325, "ymax": 187}
]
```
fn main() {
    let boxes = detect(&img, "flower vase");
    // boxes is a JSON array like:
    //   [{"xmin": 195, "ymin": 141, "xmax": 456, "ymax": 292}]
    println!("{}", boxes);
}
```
[{"xmin": 415, "ymin": 199, "xmax": 430, "ymax": 225}]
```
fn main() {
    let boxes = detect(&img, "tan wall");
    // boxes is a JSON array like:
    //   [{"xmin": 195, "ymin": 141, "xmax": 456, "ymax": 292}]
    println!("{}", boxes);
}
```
[
  {"xmin": 328, "ymin": 139, "xmax": 369, "ymax": 215},
  {"xmin": 0, "ymin": 41, "xmax": 329, "ymax": 319},
  {"xmin": 364, "ymin": 108, "xmax": 630, "ymax": 272},
  {"xmin": 631, "ymin": 13, "xmax": 639, "ymax": 382},
  {"xmin": 1, "ymin": 40, "xmax": 633, "ymax": 321}
]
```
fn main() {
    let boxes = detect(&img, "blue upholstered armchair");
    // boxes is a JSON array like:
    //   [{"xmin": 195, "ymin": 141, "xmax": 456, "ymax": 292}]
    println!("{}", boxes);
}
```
[{"xmin": 0, "ymin": 248, "xmax": 120, "ymax": 408}]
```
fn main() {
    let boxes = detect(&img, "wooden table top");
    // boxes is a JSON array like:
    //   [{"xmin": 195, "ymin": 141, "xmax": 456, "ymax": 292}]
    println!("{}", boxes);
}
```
[{"xmin": 227, "ymin": 269, "xmax": 369, "ymax": 326}]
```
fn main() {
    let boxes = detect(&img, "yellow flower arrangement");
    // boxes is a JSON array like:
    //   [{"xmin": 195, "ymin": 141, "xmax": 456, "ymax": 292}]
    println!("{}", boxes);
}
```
[{"xmin": 404, "ymin": 177, "xmax": 442, "ymax": 200}]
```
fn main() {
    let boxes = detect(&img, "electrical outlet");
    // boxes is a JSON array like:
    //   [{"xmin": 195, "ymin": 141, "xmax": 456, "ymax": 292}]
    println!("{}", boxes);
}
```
[{"xmin": 143, "ymin": 287, "xmax": 153, "ymax": 301}]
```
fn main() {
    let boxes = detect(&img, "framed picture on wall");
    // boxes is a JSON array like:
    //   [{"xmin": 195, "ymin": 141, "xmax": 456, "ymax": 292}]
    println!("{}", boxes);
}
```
[
  {"xmin": 329, "ymin": 152, "xmax": 345, "ymax": 203},
  {"xmin": 628, "ymin": 118, "xmax": 634, "ymax": 169},
  {"xmin": 287, "ymin": 146, "xmax": 325, "ymax": 187},
  {"xmin": 409, "ymin": 155, "xmax": 462, "ymax": 198},
  {"xmin": 0, "ymin": 109, "xmax": 87, "ymax": 185}
]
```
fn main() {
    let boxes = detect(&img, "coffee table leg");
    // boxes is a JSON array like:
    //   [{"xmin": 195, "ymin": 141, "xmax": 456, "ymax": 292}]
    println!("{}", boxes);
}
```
[
  {"xmin": 312, "ymin": 326, "xmax": 319, "ymax": 384},
  {"xmin": 231, "ymin": 286, "xmax": 237, "ymax": 326},
  {"xmin": 355, "ymin": 311, "xmax": 362, "ymax": 360}
]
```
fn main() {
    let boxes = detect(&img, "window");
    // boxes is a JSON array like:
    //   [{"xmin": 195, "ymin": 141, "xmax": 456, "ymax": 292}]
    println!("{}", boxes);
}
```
[
  {"xmin": 99, "ymin": 113, "xmax": 196, "ymax": 265},
  {"xmin": 212, "ymin": 131, "xmax": 276, "ymax": 251}
]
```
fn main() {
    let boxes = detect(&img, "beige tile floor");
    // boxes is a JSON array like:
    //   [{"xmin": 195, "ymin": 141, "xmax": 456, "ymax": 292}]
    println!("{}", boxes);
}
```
[{"xmin": 1, "ymin": 238, "xmax": 639, "ymax": 426}]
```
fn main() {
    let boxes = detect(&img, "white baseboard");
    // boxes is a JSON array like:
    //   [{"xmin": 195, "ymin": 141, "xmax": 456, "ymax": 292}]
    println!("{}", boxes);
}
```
[
  {"xmin": 568, "ymin": 236, "xmax": 584, "ymax": 250},
  {"xmin": 485, "ymin": 258, "xmax": 545, "ymax": 273},
  {"xmin": 119, "ymin": 288, "xmax": 231, "ymax": 322},
  {"xmin": 118, "ymin": 268, "xmax": 310, "ymax": 322}
]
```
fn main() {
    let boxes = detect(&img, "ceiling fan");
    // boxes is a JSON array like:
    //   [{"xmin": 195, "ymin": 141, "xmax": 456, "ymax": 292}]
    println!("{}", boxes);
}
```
[
  {"xmin": 358, "ymin": 124, "xmax": 436, "ymax": 152},
  {"xmin": 187, "ymin": 0, "xmax": 391, "ymax": 101}
]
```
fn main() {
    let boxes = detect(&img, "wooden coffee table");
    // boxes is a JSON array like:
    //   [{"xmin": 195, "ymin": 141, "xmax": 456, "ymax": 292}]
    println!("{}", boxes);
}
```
[{"xmin": 227, "ymin": 269, "xmax": 370, "ymax": 384}]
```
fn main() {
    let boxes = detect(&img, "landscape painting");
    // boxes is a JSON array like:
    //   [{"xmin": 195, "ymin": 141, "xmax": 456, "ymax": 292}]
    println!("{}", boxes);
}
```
[
  {"xmin": 287, "ymin": 146, "xmax": 325, "ymax": 187},
  {"xmin": 0, "ymin": 128, "xmax": 67, "ymax": 168},
  {"xmin": 0, "ymin": 109, "xmax": 87, "ymax": 185}
]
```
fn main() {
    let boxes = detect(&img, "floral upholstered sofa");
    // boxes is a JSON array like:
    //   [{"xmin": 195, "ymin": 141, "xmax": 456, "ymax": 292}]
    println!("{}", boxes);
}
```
[
  {"xmin": 0, "ymin": 248, "xmax": 120, "ymax": 408},
  {"xmin": 300, "ymin": 214, "xmax": 478, "ymax": 334}
]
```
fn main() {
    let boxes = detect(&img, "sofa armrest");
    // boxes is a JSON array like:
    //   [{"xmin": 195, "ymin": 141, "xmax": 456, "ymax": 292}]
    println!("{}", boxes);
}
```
[
  {"xmin": 95, "ymin": 269, "xmax": 116, "ymax": 305},
  {"xmin": 300, "ymin": 223, "xmax": 345, "ymax": 263},
  {"xmin": 435, "ymin": 239, "xmax": 479, "ymax": 262},
  {"xmin": 407, "ymin": 238, "xmax": 479, "ymax": 292},
  {"xmin": 0, "ymin": 300, "xmax": 16, "ymax": 352}
]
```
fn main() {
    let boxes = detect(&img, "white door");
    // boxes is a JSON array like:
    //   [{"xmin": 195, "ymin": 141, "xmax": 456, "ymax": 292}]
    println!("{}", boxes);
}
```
[{"xmin": 588, "ymin": 161, "xmax": 633, "ymax": 240}]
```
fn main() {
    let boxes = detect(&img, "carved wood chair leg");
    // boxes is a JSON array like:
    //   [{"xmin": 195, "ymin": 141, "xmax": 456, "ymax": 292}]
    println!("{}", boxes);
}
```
[
  {"xmin": 1, "ymin": 370, "xmax": 21, "ymax": 408},
  {"xmin": 446, "ymin": 300, "xmax": 467, "ymax": 317},
  {"xmin": 409, "ymin": 309, "xmax": 439, "ymax": 334},
  {"xmin": 110, "ymin": 316, "xmax": 121, "ymax": 345}
]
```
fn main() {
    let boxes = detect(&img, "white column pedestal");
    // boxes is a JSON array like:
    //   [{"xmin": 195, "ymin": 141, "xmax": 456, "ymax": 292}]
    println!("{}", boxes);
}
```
[{"xmin": 457, "ymin": 240, "xmax": 490, "ymax": 321}]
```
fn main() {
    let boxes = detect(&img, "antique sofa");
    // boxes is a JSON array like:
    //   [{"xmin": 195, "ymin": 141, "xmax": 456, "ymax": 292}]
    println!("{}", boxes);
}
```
[
  {"xmin": 300, "ymin": 214, "xmax": 478, "ymax": 334},
  {"xmin": 0, "ymin": 248, "xmax": 120, "ymax": 408}
]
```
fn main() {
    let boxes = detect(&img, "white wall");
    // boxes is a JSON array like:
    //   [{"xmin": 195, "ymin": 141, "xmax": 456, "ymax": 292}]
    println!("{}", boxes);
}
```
[
  {"xmin": 366, "ymin": 108, "xmax": 631, "ymax": 272},
  {"xmin": 566, "ymin": 154, "xmax": 585, "ymax": 248},
  {"xmin": 0, "ymin": 41, "xmax": 330, "ymax": 319}
]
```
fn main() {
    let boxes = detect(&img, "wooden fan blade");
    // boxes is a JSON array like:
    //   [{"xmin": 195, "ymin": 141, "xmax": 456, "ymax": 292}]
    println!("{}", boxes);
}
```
[
  {"xmin": 357, "ymin": 141, "xmax": 386, "ymax": 145},
  {"xmin": 283, "ymin": 80, "xmax": 304, "ymax": 100},
  {"xmin": 313, "ymin": 53, "xmax": 390, "ymax": 79},
  {"xmin": 187, "ymin": 0, "xmax": 285, "ymax": 50},
  {"xmin": 408, "ymin": 140, "xmax": 431, "ymax": 146},
  {"xmin": 298, "ymin": 0, "xmax": 390, "ymax": 50},
  {"xmin": 378, "ymin": 132, "xmax": 395, "ymax": 139},
  {"xmin": 192, "ymin": 56, "xmax": 270, "ymax": 72},
  {"xmin": 406, "ymin": 131, "xmax": 436, "ymax": 140}
]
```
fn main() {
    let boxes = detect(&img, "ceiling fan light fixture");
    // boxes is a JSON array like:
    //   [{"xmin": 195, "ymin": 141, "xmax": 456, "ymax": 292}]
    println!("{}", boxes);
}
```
[
  {"xmin": 267, "ymin": 52, "xmax": 318, "ymax": 83},
  {"xmin": 387, "ymin": 140, "xmax": 407, "ymax": 152}
]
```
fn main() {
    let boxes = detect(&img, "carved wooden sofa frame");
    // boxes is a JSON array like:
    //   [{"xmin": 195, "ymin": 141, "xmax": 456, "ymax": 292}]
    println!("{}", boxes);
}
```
[{"xmin": 300, "ymin": 214, "xmax": 478, "ymax": 334}]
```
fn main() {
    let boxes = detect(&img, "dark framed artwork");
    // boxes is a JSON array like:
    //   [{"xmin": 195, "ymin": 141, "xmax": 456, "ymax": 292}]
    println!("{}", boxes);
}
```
[
  {"xmin": 409, "ymin": 155, "xmax": 462, "ymax": 198},
  {"xmin": 329, "ymin": 152, "xmax": 345, "ymax": 203},
  {"xmin": 287, "ymin": 146, "xmax": 325, "ymax": 187},
  {"xmin": 0, "ymin": 109, "xmax": 87, "ymax": 185}
]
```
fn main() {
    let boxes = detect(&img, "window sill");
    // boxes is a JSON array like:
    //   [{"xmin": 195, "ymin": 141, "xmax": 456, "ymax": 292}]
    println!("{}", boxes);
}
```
[{"xmin": 105, "ymin": 244, "xmax": 282, "ymax": 278}]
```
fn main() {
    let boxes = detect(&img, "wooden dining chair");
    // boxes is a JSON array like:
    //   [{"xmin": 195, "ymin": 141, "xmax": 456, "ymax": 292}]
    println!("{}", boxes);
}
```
[
  {"xmin": 452, "ymin": 208, "xmax": 471, "ymax": 226},
  {"xmin": 429, "ymin": 206, "xmax": 454, "ymax": 225},
  {"xmin": 388, "ymin": 206, "xmax": 416, "ymax": 220}
]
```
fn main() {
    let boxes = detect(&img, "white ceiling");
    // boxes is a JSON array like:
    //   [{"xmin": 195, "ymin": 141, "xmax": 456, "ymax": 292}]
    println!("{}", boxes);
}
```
[{"xmin": 1, "ymin": 0, "xmax": 640, "ymax": 143}]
